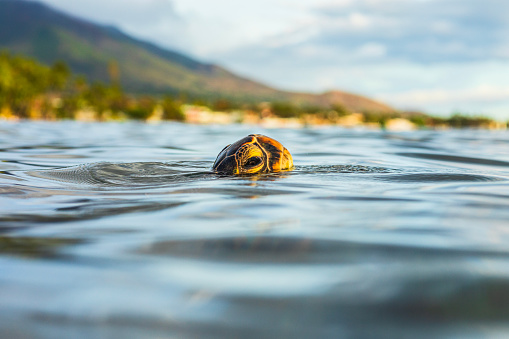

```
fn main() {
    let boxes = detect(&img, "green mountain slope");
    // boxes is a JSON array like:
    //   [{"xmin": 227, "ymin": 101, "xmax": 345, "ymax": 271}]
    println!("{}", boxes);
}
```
[{"xmin": 0, "ymin": 0, "xmax": 394, "ymax": 112}]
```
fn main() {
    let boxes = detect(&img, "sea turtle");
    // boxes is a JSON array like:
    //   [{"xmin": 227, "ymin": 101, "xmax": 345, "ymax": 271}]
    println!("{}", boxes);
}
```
[{"xmin": 213, "ymin": 134, "xmax": 293, "ymax": 175}]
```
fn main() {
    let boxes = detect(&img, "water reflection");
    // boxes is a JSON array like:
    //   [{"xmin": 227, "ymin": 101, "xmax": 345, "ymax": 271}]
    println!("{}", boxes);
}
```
[
  {"xmin": 29, "ymin": 161, "xmax": 212, "ymax": 187},
  {"xmin": 0, "ymin": 235, "xmax": 83, "ymax": 258}
]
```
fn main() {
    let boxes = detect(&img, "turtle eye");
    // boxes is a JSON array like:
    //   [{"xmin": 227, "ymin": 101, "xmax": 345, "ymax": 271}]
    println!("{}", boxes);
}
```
[{"xmin": 245, "ymin": 156, "xmax": 262, "ymax": 168}]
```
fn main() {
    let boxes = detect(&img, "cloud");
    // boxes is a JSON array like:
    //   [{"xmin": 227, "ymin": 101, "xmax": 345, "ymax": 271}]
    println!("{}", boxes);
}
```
[
  {"xmin": 42, "ymin": 0, "xmax": 509, "ymax": 65},
  {"xmin": 380, "ymin": 86, "xmax": 509, "ymax": 106},
  {"xmin": 39, "ymin": 0, "xmax": 314, "ymax": 57},
  {"xmin": 209, "ymin": 0, "xmax": 509, "ymax": 118},
  {"xmin": 246, "ymin": 0, "xmax": 509, "ymax": 64},
  {"xmin": 377, "ymin": 85, "xmax": 509, "ymax": 118},
  {"xmin": 37, "ymin": 0, "xmax": 509, "ymax": 118},
  {"xmin": 372, "ymin": 61, "xmax": 509, "ymax": 118},
  {"xmin": 213, "ymin": 0, "xmax": 509, "ymax": 82},
  {"xmin": 38, "ymin": 0, "xmax": 192, "ymax": 52},
  {"xmin": 40, "ymin": 0, "xmax": 181, "ymax": 26}
]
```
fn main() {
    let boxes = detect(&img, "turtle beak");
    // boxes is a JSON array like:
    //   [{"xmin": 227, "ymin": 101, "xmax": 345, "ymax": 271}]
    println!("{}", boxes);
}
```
[
  {"xmin": 213, "ymin": 143, "xmax": 239, "ymax": 175},
  {"xmin": 213, "ymin": 155, "xmax": 238, "ymax": 174}
]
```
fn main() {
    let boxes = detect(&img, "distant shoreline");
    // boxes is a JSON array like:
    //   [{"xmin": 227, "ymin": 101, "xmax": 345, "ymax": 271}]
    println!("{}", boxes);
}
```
[
  {"xmin": 1, "ymin": 52, "xmax": 507, "ymax": 130},
  {"xmin": 1, "ymin": 105, "xmax": 507, "ymax": 131}
]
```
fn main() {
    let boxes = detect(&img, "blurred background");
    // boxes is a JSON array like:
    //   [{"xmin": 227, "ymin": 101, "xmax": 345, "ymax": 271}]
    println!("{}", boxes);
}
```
[
  {"xmin": 1, "ymin": 0, "xmax": 508, "ymax": 125},
  {"xmin": 38, "ymin": 0, "xmax": 509, "ymax": 118}
]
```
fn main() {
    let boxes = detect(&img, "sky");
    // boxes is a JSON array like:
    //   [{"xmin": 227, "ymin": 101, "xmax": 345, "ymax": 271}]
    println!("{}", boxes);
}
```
[{"xmin": 38, "ymin": 0, "xmax": 509, "ymax": 119}]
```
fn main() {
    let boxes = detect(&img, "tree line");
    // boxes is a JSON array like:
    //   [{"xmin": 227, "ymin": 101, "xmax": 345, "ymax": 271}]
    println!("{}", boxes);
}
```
[
  {"xmin": 0, "ymin": 51, "xmax": 503, "ymax": 128},
  {"xmin": 0, "ymin": 52, "xmax": 184, "ymax": 121}
]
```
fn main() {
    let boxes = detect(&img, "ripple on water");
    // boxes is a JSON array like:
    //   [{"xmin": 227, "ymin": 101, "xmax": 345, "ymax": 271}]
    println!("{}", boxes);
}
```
[
  {"xmin": 375, "ymin": 173, "xmax": 506, "ymax": 183},
  {"xmin": 294, "ymin": 164, "xmax": 396, "ymax": 174},
  {"xmin": 28, "ymin": 161, "xmax": 212, "ymax": 187},
  {"xmin": 137, "ymin": 234, "xmax": 509, "ymax": 264},
  {"xmin": 3, "ymin": 124, "xmax": 509, "ymax": 339},
  {"xmin": 397, "ymin": 152, "xmax": 509, "ymax": 167},
  {"xmin": 25, "ymin": 163, "xmax": 396, "ymax": 188}
]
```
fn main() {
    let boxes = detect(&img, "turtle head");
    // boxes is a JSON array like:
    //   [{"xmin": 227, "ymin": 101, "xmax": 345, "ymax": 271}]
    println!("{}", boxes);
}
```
[{"xmin": 213, "ymin": 134, "xmax": 293, "ymax": 175}]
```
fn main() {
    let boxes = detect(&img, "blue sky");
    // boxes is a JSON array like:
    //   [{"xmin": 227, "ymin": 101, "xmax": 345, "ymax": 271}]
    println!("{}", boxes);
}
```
[{"xmin": 39, "ymin": 0, "xmax": 509, "ymax": 119}]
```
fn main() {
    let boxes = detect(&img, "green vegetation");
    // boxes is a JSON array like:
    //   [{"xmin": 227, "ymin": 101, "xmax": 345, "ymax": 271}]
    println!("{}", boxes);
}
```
[
  {"xmin": 271, "ymin": 102, "xmax": 301, "ymax": 118},
  {"xmin": 162, "ymin": 96, "xmax": 185, "ymax": 121},
  {"xmin": 0, "ymin": 51, "xmax": 505, "ymax": 129},
  {"xmin": 0, "ymin": 52, "xmax": 68, "ymax": 118},
  {"xmin": 0, "ymin": 51, "xmax": 184, "ymax": 121},
  {"xmin": 443, "ymin": 113, "xmax": 494, "ymax": 128}
]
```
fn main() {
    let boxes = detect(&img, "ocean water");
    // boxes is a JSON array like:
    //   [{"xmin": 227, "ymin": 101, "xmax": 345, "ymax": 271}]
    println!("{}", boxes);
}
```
[{"xmin": 1, "ymin": 121, "xmax": 509, "ymax": 339}]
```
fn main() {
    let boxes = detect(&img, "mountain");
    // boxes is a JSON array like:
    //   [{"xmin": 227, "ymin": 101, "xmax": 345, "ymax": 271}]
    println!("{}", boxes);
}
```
[{"xmin": 0, "ymin": 0, "xmax": 393, "ymax": 112}]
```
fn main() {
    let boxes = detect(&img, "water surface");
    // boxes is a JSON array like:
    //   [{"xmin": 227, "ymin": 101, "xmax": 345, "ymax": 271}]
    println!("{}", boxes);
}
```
[{"xmin": 1, "ymin": 122, "xmax": 509, "ymax": 338}]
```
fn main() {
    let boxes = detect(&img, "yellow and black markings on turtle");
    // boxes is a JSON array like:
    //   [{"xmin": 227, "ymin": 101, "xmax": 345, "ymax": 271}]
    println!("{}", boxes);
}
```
[{"xmin": 213, "ymin": 134, "xmax": 293, "ymax": 175}]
